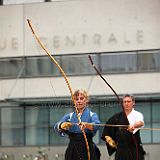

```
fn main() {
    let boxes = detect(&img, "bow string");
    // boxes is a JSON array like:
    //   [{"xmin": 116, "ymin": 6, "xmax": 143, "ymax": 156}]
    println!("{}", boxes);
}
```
[{"xmin": 27, "ymin": 19, "xmax": 90, "ymax": 160}]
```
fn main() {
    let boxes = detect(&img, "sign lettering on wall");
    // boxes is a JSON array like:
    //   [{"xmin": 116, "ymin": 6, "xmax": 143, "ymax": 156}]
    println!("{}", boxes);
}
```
[{"xmin": 0, "ymin": 30, "xmax": 143, "ymax": 52}]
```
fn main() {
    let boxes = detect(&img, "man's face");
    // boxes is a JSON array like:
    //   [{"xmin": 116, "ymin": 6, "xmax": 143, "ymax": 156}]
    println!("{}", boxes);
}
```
[
  {"xmin": 123, "ymin": 96, "xmax": 135, "ymax": 112},
  {"xmin": 74, "ymin": 93, "xmax": 88, "ymax": 110}
]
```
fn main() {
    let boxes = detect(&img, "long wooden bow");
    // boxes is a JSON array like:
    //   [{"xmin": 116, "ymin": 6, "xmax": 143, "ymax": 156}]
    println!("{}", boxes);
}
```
[
  {"xmin": 27, "ymin": 19, "xmax": 90, "ymax": 160},
  {"xmin": 88, "ymin": 54, "xmax": 138, "ymax": 160}
]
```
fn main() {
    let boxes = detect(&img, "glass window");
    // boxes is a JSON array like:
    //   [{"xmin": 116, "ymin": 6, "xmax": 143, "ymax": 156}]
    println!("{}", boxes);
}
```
[
  {"xmin": 50, "ymin": 103, "xmax": 73, "ymax": 145},
  {"xmin": 25, "ymin": 56, "xmax": 60, "ymax": 77},
  {"xmin": 0, "ymin": 50, "xmax": 159, "ymax": 79},
  {"xmin": 99, "ymin": 100, "xmax": 120, "ymax": 123},
  {"xmin": 0, "ymin": 96, "xmax": 160, "ymax": 147},
  {"xmin": 89, "ymin": 103, "xmax": 100, "ymax": 144},
  {"xmin": 153, "ymin": 52, "xmax": 160, "ymax": 70},
  {"xmin": 136, "ymin": 102, "xmax": 151, "ymax": 143},
  {"xmin": 99, "ymin": 100, "xmax": 120, "ymax": 144},
  {"xmin": 152, "ymin": 102, "xmax": 160, "ymax": 143},
  {"xmin": 0, "ymin": 58, "xmax": 24, "ymax": 78},
  {"xmin": 25, "ymin": 107, "xmax": 49, "ymax": 145},
  {"xmin": 101, "ymin": 53, "xmax": 137, "ymax": 73},
  {"xmin": 137, "ymin": 51, "xmax": 160, "ymax": 72},
  {"xmin": 1, "ymin": 108, "xmax": 24, "ymax": 146},
  {"xmin": 61, "ymin": 54, "xmax": 98, "ymax": 75}
]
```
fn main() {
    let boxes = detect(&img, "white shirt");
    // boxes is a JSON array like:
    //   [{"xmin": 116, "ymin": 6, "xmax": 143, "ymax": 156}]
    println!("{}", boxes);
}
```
[{"xmin": 127, "ymin": 108, "xmax": 144, "ymax": 134}]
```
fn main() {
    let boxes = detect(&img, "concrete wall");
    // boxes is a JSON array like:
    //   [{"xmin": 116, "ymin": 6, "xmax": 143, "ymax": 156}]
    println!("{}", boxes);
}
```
[
  {"xmin": 1, "ymin": 72, "xmax": 160, "ymax": 100},
  {"xmin": 0, "ymin": 144, "xmax": 159, "ymax": 160},
  {"xmin": 0, "ymin": 0, "xmax": 160, "ymax": 99},
  {"xmin": 0, "ymin": 0, "xmax": 160, "ymax": 58}
]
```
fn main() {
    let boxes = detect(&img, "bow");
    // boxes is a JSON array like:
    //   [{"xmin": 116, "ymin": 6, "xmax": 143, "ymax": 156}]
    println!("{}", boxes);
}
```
[
  {"xmin": 88, "ymin": 54, "xmax": 138, "ymax": 160},
  {"xmin": 27, "ymin": 19, "xmax": 90, "ymax": 160}
]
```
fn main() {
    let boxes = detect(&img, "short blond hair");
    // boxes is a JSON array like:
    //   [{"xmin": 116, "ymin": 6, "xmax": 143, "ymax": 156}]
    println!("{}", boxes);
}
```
[{"xmin": 73, "ymin": 89, "xmax": 88, "ymax": 100}]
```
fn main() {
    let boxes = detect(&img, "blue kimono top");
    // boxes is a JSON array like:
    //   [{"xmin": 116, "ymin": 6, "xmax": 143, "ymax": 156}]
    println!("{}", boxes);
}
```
[{"xmin": 54, "ymin": 107, "xmax": 100, "ymax": 136}]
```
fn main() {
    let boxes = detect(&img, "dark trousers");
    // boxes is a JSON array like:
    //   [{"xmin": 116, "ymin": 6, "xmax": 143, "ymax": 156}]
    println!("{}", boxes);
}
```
[
  {"xmin": 115, "ymin": 146, "xmax": 146, "ymax": 160},
  {"xmin": 65, "ymin": 133, "xmax": 101, "ymax": 160}
]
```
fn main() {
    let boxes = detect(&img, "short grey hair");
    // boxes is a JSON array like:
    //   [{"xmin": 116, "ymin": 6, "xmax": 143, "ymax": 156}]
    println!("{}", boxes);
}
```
[{"xmin": 123, "ymin": 94, "xmax": 135, "ymax": 102}]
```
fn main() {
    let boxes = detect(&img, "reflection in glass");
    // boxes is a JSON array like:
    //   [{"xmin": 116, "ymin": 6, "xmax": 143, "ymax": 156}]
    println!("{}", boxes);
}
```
[
  {"xmin": 25, "ymin": 56, "xmax": 60, "ymax": 77},
  {"xmin": 25, "ymin": 107, "xmax": 49, "ymax": 145},
  {"xmin": 137, "ymin": 51, "xmax": 160, "ymax": 72},
  {"xmin": 0, "ymin": 97, "xmax": 160, "ymax": 146},
  {"xmin": 1, "ymin": 108, "xmax": 24, "ymax": 146},
  {"xmin": 136, "ymin": 102, "xmax": 151, "ymax": 143},
  {"xmin": 61, "ymin": 54, "xmax": 98, "ymax": 75},
  {"xmin": 50, "ymin": 104, "xmax": 73, "ymax": 145},
  {"xmin": 0, "ymin": 58, "xmax": 24, "ymax": 78},
  {"xmin": 101, "ymin": 52, "xmax": 137, "ymax": 73},
  {"xmin": 152, "ymin": 103, "xmax": 160, "ymax": 143}
]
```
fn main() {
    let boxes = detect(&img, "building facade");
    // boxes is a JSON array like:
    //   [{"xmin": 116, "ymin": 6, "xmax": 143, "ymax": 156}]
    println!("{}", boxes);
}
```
[{"xmin": 0, "ymin": 0, "xmax": 160, "ymax": 159}]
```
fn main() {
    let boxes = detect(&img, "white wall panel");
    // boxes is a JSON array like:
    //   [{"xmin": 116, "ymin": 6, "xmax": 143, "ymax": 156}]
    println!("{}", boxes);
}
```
[
  {"xmin": 24, "ymin": 0, "xmax": 160, "ymax": 55},
  {"xmin": 0, "ymin": 5, "xmax": 24, "ymax": 57},
  {"xmin": 0, "ymin": 79, "xmax": 25, "ymax": 100},
  {"xmin": 0, "ymin": 72, "xmax": 159, "ymax": 99},
  {"xmin": 0, "ymin": 0, "xmax": 159, "ymax": 57}
]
